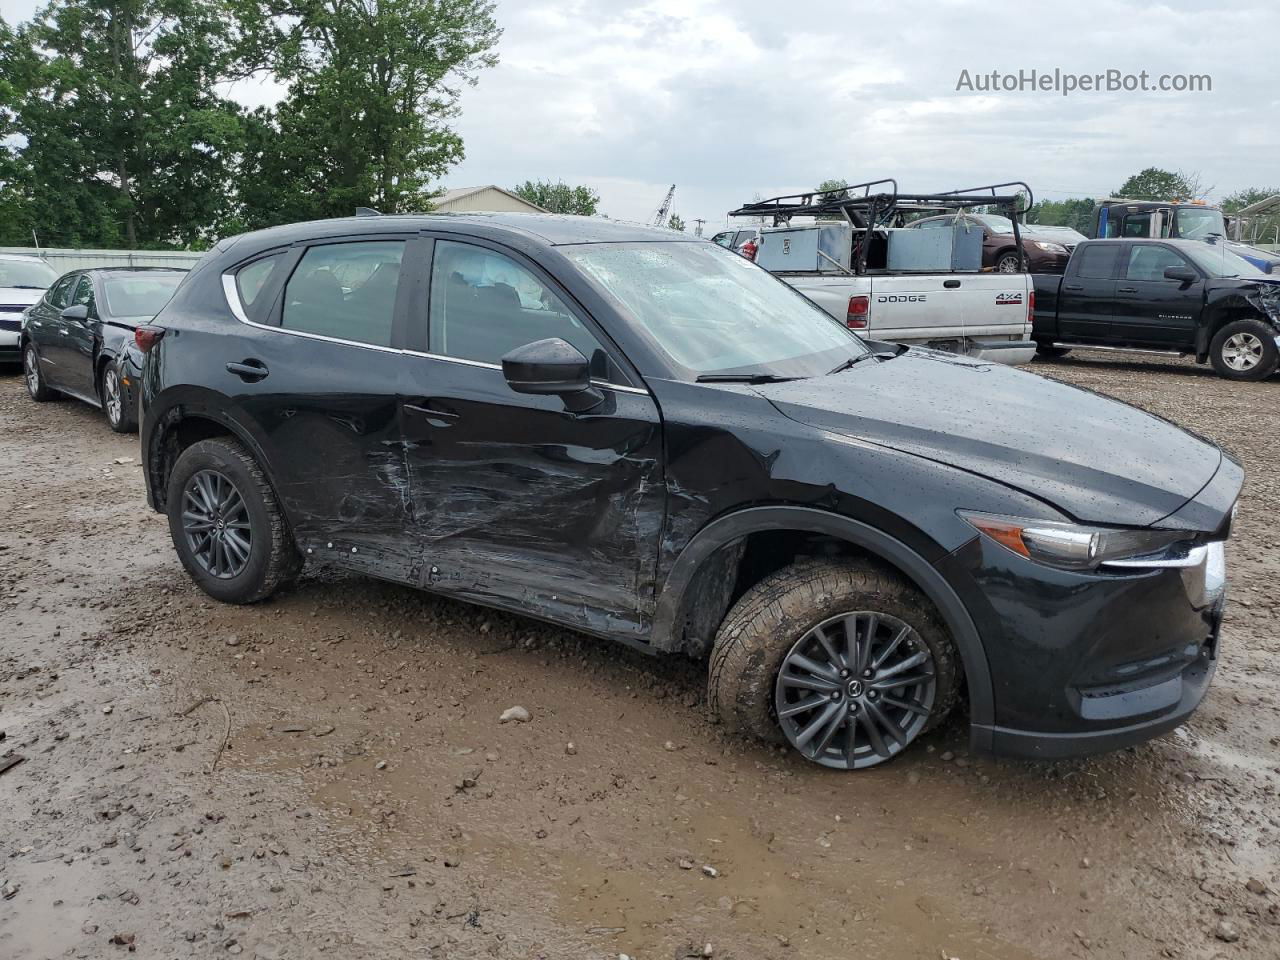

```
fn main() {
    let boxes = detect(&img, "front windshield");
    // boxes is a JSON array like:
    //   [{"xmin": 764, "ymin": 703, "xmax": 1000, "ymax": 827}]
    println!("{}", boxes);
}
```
[
  {"xmin": 974, "ymin": 214, "xmax": 1015, "ymax": 234},
  {"xmin": 564, "ymin": 242, "xmax": 867, "ymax": 379},
  {"xmin": 1177, "ymin": 208, "xmax": 1225, "ymax": 240},
  {"xmin": 102, "ymin": 273, "xmax": 185, "ymax": 317},
  {"xmin": 0, "ymin": 258, "xmax": 57, "ymax": 289},
  {"xmin": 1183, "ymin": 245, "xmax": 1268, "ymax": 279}
]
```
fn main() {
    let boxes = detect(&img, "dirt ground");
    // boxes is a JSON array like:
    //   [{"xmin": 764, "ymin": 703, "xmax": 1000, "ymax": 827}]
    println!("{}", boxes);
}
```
[{"xmin": 1, "ymin": 352, "xmax": 1278, "ymax": 960}]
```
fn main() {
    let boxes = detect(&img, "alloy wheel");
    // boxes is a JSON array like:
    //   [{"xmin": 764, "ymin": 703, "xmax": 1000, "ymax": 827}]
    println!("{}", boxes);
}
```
[
  {"xmin": 182, "ymin": 469, "xmax": 253, "ymax": 579},
  {"xmin": 774, "ymin": 611, "xmax": 937, "ymax": 769},
  {"xmin": 997, "ymin": 257, "xmax": 1020, "ymax": 273},
  {"xmin": 1221, "ymin": 332, "xmax": 1264, "ymax": 372},
  {"xmin": 103, "ymin": 368, "xmax": 122, "ymax": 424},
  {"xmin": 24, "ymin": 347, "xmax": 40, "ymax": 396}
]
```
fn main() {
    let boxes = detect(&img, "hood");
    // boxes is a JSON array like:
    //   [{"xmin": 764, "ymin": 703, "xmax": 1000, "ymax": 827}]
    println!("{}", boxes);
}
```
[
  {"xmin": 0, "ymin": 287, "xmax": 43, "ymax": 312},
  {"xmin": 756, "ymin": 349, "xmax": 1222, "ymax": 527}
]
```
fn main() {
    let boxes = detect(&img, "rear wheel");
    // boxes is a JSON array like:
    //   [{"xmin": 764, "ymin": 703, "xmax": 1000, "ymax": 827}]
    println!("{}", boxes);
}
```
[
  {"xmin": 101, "ymin": 360, "xmax": 136, "ymax": 433},
  {"xmin": 165, "ymin": 438, "xmax": 301, "ymax": 604},
  {"xmin": 23, "ymin": 343, "xmax": 55, "ymax": 401},
  {"xmin": 708, "ymin": 559, "xmax": 961, "ymax": 770},
  {"xmin": 1209, "ymin": 319, "xmax": 1278, "ymax": 381},
  {"xmin": 1035, "ymin": 341, "xmax": 1070, "ymax": 358}
]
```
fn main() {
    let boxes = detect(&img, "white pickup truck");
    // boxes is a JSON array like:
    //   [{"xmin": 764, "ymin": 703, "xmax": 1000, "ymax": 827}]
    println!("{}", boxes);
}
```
[{"xmin": 733, "ymin": 182, "xmax": 1037, "ymax": 364}]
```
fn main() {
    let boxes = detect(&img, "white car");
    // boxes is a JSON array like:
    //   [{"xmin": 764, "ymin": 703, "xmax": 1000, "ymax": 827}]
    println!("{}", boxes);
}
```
[{"xmin": 1, "ymin": 255, "xmax": 58, "ymax": 364}]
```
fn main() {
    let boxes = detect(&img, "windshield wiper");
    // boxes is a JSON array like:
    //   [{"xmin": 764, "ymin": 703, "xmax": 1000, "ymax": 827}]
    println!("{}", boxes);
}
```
[
  {"xmin": 827, "ymin": 352, "xmax": 882, "ymax": 375},
  {"xmin": 695, "ymin": 373, "xmax": 799, "ymax": 384}
]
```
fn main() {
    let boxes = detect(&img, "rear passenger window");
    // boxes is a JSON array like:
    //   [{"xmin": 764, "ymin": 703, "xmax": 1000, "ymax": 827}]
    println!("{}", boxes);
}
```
[
  {"xmin": 1075, "ymin": 245, "xmax": 1119, "ymax": 280},
  {"xmin": 282, "ymin": 241, "xmax": 404, "ymax": 347},
  {"xmin": 236, "ymin": 255, "xmax": 283, "ymax": 312},
  {"xmin": 428, "ymin": 240, "xmax": 606, "ymax": 371}
]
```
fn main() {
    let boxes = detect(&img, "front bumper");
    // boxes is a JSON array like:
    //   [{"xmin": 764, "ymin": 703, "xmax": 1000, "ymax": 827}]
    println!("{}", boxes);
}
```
[
  {"xmin": 942, "ymin": 519, "xmax": 1231, "ymax": 761},
  {"xmin": 0, "ymin": 318, "xmax": 21, "ymax": 360}
]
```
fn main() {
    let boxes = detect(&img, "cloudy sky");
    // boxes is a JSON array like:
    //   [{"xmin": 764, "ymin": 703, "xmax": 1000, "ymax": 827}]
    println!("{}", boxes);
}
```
[{"xmin": 4, "ymin": 0, "xmax": 1278, "ymax": 229}]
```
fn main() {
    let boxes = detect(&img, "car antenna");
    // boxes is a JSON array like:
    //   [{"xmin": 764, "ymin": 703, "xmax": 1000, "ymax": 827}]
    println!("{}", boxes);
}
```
[{"xmin": 355, "ymin": 207, "xmax": 382, "ymax": 217}]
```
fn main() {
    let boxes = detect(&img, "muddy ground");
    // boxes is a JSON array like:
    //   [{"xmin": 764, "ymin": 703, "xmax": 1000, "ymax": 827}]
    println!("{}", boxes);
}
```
[{"xmin": 1, "ymin": 353, "xmax": 1277, "ymax": 960}]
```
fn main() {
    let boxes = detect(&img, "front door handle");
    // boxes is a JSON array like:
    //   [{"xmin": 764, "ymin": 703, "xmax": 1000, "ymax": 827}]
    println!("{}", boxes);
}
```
[
  {"xmin": 226, "ymin": 359, "xmax": 269, "ymax": 382},
  {"xmin": 1063, "ymin": 284, "xmax": 1083, "ymax": 291},
  {"xmin": 1116, "ymin": 286, "xmax": 1137, "ymax": 293}
]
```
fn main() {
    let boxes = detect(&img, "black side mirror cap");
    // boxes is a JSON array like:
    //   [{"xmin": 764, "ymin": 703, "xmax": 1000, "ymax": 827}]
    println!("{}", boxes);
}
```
[
  {"xmin": 60, "ymin": 304, "xmax": 89, "ymax": 322},
  {"xmin": 1163, "ymin": 266, "xmax": 1198, "ymax": 283},
  {"xmin": 502, "ymin": 338, "xmax": 602, "ymax": 412}
]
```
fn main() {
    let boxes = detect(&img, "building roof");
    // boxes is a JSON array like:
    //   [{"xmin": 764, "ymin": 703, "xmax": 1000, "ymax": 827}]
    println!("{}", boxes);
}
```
[{"xmin": 432, "ymin": 185, "xmax": 550, "ymax": 213}]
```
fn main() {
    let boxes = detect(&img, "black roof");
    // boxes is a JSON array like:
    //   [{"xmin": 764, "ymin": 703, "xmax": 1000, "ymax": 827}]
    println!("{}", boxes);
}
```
[{"xmin": 216, "ymin": 213, "xmax": 691, "ymax": 255}]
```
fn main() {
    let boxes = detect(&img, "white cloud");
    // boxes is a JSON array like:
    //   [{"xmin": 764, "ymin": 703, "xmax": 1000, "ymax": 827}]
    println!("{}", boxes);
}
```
[{"xmin": 4, "ymin": 0, "xmax": 1278, "ymax": 227}]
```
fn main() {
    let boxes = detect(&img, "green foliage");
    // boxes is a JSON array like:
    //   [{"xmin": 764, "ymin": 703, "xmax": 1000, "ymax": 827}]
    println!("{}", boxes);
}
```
[
  {"xmin": 1223, "ymin": 187, "xmax": 1280, "ymax": 244},
  {"xmin": 667, "ymin": 213, "xmax": 684, "ymax": 232},
  {"xmin": 1026, "ymin": 197, "xmax": 1096, "ymax": 233},
  {"xmin": 814, "ymin": 178, "xmax": 848, "ymax": 220},
  {"xmin": 511, "ymin": 179, "xmax": 600, "ymax": 216},
  {"xmin": 1113, "ymin": 167, "xmax": 1205, "ymax": 202},
  {"xmin": 0, "ymin": 1, "xmax": 248, "ymax": 248},
  {"xmin": 234, "ymin": 0, "xmax": 501, "ymax": 229}
]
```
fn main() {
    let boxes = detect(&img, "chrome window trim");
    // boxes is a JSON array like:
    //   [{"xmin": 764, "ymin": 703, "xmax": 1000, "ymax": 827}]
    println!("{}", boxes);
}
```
[
  {"xmin": 220, "ymin": 272, "xmax": 402, "ymax": 355},
  {"xmin": 222, "ymin": 272, "xmax": 651, "ymax": 394}
]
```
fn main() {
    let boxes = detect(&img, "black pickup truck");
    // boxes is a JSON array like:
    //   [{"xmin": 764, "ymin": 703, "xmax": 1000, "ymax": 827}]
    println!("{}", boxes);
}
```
[{"xmin": 1032, "ymin": 238, "xmax": 1280, "ymax": 380}]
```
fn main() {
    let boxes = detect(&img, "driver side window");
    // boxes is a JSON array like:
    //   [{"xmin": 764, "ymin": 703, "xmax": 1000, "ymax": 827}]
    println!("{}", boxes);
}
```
[
  {"xmin": 1125, "ymin": 245, "xmax": 1189, "ymax": 282},
  {"xmin": 427, "ymin": 240, "xmax": 609, "ymax": 375},
  {"xmin": 47, "ymin": 275, "xmax": 75, "ymax": 309}
]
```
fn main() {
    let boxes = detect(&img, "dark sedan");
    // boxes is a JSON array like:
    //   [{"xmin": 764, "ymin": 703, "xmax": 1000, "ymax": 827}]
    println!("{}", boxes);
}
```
[
  {"xmin": 906, "ymin": 213, "xmax": 1073, "ymax": 273},
  {"xmin": 138, "ymin": 214, "xmax": 1237, "ymax": 770},
  {"xmin": 22, "ymin": 267, "xmax": 187, "ymax": 431}
]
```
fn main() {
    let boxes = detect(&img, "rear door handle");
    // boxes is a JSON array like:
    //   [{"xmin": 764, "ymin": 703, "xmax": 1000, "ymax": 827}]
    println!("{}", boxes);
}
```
[
  {"xmin": 943, "ymin": 279, "xmax": 961, "ymax": 289},
  {"xmin": 226, "ymin": 359, "xmax": 269, "ymax": 382},
  {"xmin": 1116, "ymin": 286, "xmax": 1137, "ymax": 293},
  {"xmin": 1063, "ymin": 284, "xmax": 1083, "ymax": 291}
]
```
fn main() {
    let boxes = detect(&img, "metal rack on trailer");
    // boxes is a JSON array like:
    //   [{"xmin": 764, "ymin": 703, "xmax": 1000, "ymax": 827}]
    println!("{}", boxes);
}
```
[{"xmin": 730, "ymin": 179, "xmax": 1035, "ymax": 275}]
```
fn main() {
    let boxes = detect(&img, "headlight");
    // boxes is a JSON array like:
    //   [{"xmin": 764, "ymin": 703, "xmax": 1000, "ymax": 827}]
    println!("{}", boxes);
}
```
[
  {"xmin": 959, "ymin": 511, "xmax": 1193, "ymax": 571},
  {"xmin": 1032, "ymin": 241, "xmax": 1068, "ymax": 254}
]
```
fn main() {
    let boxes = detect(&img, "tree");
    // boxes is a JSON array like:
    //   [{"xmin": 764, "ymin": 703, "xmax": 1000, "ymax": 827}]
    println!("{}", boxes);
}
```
[
  {"xmin": 1113, "ymin": 167, "xmax": 1210, "ymax": 202},
  {"xmin": 234, "ymin": 0, "xmax": 501, "ymax": 229},
  {"xmin": 511, "ymin": 179, "xmax": 599, "ymax": 216},
  {"xmin": 1223, "ymin": 187, "xmax": 1280, "ymax": 244},
  {"xmin": 667, "ymin": 213, "xmax": 684, "ymax": 232},
  {"xmin": 1026, "ymin": 197, "xmax": 1096, "ymax": 234},
  {"xmin": 815, "ymin": 178, "xmax": 848, "ymax": 220},
  {"xmin": 0, "ymin": 1, "xmax": 248, "ymax": 248}
]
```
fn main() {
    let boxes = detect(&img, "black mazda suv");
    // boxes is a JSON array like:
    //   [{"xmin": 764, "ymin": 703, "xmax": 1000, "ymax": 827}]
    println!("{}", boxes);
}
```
[{"xmin": 138, "ymin": 214, "xmax": 1240, "ymax": 770}]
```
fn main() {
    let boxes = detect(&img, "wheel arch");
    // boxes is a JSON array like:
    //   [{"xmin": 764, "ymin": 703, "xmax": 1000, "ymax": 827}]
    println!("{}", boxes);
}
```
[
  {"xmin": 651, "ymin": 506, "xmax": 994, "ymax": 728},
  {"xmin": 146, "ymin": 399, "xmax": 276, "ymax": 514}
]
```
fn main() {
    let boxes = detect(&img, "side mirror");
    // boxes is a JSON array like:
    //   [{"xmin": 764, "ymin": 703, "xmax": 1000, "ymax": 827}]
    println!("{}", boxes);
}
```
[
  {"xmin": 60, "ymin": 303, "xmax": 89, "ymax": 322},
  {"xmin": 501, "ymin": 338, "xmax": 602, "ymax": 412},
  {"xmin": 1163, "ymin": 266, "xmax": 1198, "ymax": 283}
]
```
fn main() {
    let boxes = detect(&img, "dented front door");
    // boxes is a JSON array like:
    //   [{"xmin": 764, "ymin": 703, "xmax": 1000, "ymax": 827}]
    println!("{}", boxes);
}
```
[{"xmin": 397, "ymin": 358, "xmax": 665, "ymax": 638}]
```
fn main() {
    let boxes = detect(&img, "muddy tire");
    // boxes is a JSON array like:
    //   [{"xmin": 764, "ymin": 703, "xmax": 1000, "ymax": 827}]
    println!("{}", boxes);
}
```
[
  {"xmin": 165, "ymin": 438, "xmax": 301, "ymax": 604},
  {"xmin": 101, "ymin": 359, "xmax": 136, "ymax": 433},
  {"xmin": 708, "ymin": 559, "xmax": 961, "ymax": 770},
  {"xmin": 1209, "ymin": 318, "xmax": 1279, "ymax": 381},
  {"xmin": 24, "ymin": 342, "xmax": 56, "ymax": 402}
]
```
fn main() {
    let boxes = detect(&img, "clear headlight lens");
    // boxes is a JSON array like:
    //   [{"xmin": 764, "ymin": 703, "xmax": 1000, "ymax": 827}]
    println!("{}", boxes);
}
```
[
  {"xmin": 1033, "ymin": 241, "xmax": 1068, "ymax": 254},
  {"xmin": 959, "ymin": 511, "xmax": 1192, "ymax": 570}
]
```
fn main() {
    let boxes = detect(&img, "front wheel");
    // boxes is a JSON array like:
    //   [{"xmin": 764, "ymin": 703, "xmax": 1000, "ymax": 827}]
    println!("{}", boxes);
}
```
[
  {"xmin": 708, "ymin": 560, "xmax": 961, "ymax": 770},
  {"xmin": 995, "ymin": 252, "xmax": 1022, "ymax": 273},
  {"xmin": 1209, "ymin": 319, "xmax": 1279, "ymax": 381},
  {"xmin": 165, "ymin": 438, "xmax": 301, "ymax": 604},
  {"xmin": 101, "ymin": 359, "xmax": 136, "ymax": 433}
]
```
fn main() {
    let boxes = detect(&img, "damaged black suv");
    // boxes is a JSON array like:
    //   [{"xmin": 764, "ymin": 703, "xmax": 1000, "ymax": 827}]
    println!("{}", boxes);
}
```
[{"xmin": 139, "ymin": 214, "xmax": 1241, "ymax": 770}]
